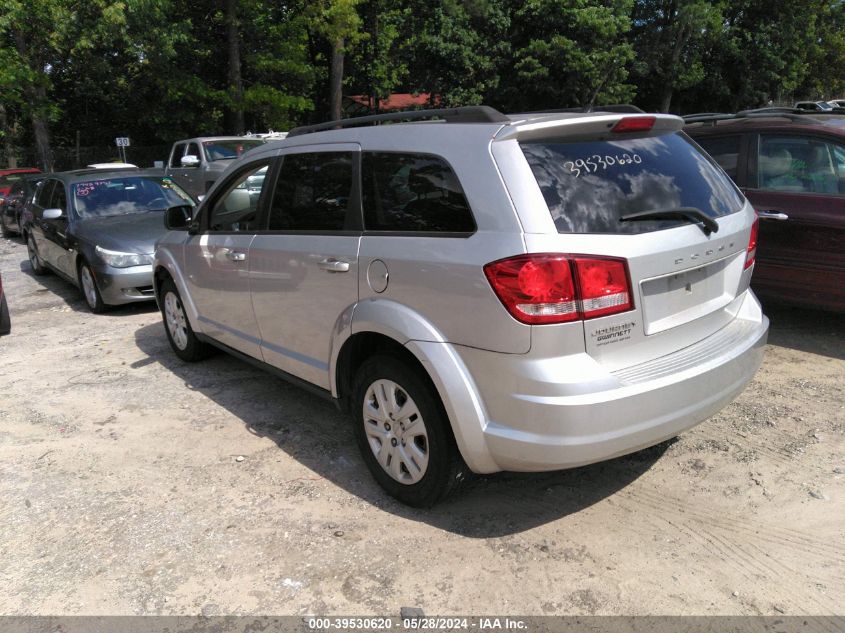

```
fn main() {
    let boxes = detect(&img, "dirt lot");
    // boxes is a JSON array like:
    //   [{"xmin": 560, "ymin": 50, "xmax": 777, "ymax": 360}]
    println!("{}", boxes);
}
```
[{"xmin": 0, "ymin": 233, "xmax": 843, "ymax": 617}]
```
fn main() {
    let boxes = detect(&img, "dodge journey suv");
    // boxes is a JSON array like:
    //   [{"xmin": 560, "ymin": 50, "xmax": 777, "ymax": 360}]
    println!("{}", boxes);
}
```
[{"xmin": 154, "ymin": 106, "xmax": 769, "ymax": 506}]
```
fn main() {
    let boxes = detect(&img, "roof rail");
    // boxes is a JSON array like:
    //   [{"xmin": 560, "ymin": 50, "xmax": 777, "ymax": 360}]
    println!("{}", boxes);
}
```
[
  {"xmin": 683, "ymin": 109, "xmax": 820, "ymax": 125},
  {"xmin": 532, "ymin": 104, "xmax": 645, "ymax": 114},
  {"xmin": 737, "ymin": 107, "xmax": 802, "ymax": 116},
  {"xmin": 287, "ymin": 106, "xmax": 509, "ymax": 137}
]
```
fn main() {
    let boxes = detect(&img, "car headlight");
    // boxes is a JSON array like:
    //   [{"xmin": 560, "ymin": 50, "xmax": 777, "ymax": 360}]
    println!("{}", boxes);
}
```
[{"xmin": 95, "ymin": 245, "xmax": 153, "ymax": 268}]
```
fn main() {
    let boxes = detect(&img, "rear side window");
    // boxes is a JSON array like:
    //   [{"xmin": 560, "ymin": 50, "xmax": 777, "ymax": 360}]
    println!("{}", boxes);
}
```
[
  {"xmin": 362, "ymin": 152, "xmax": 475, "ymax": 233},
  {"xmin": 268, "ymin": 152, "xmax": 354, "ymax": 231},
  {"xmin": 521, "ymin": 133, "xmax": 744, "ymax": 234},
  {"xmin": 757, "ymin": 134, "xmax": 845, "ymax": 194},
  {"xmin": 695, "ymin": 135, "xmax": 741, "ymax": 180}
]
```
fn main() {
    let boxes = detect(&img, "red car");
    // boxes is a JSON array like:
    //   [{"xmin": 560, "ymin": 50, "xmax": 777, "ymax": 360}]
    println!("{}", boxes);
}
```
[
  {"xmin": 685, "ymin": 111, "xmax": 845, "ymax": 312},
  {"xmin": 0, "ymin": 168, "xmax": 41, "ymax": 197}
]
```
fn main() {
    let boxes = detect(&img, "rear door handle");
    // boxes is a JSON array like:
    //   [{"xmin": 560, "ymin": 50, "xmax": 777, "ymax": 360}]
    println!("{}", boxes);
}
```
[
  {"xmin": 758, "ymin": 210, "xmax": 789, "ymax": 221},
  {"xmin": 318, "ymin": 258, "xmax": 350, "ymax": 272},
  {"xmin": 225, "ymin": 250, "xmax": 246, "ymax": 262}
]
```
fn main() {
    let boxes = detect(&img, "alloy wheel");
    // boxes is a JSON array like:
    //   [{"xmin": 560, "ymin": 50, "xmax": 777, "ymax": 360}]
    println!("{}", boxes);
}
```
[
  {"xmin": 27, "ymin": 236, "xmax": 40, "ymax": 270},
  {"xmin": 80, "ymin": 266, "xmax": 99, "ymax": 309}
]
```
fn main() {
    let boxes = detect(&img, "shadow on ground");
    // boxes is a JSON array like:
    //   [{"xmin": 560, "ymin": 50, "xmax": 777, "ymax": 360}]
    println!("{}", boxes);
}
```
[
  {"xmin": 133, "ymin": 321, "xmax": 670, "ymax": 537},
  {"xmin": 761, "ymin": 299, "xmax": 845, "ymax": 361}
]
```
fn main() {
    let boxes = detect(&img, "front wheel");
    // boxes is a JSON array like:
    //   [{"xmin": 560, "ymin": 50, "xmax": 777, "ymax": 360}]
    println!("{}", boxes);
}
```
[
  {"xmin": 351, "ymin": 355, "xmax": 466, "ymax": 507},
  {"xmin": 159, "ymin": 277, "xmax": 212, "ymax": 362},
  {"xmin": 27, "ymin": 234, "xmax": 47, "ymax": 275},
  {"xmin": 78, "ymin": 261, "xmax": 107, "ymax": 313}
]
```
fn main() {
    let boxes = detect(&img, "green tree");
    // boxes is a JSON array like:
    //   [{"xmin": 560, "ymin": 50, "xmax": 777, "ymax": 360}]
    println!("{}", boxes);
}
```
[
  {"xmin": 346, "ymin": 0, "xmax": 410, "ymax": 110},
  {"xmin": 398, "ymin": 0, "xmax": 509, "ymax": 107},
  {"xmin": 629, "ymin": 0, "xmax": 723, "ymax": 112},
  {"xmin": 306, "ymin": 0, "xmax": 365, "ymax": 120},
  {"xmin": 502, "ymin": 0, "xmax": 635, "ymax": 111}
]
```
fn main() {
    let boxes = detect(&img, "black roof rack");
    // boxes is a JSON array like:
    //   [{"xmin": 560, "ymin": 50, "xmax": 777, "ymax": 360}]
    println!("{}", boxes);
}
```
[
  {"xmin": 683, "ymin": 108, "xmax": 820, "ymax": 125},
  {"xmin": 287, "ymin": 106, "xmax": 509, "ymax": 137},
  {"xmin": 531, "ymin": 104, "xmax": 645, "ymax": 114}
]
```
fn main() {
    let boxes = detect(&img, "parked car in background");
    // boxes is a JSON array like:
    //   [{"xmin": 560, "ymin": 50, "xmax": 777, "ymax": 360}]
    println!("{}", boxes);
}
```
[
  {"xmin": 828, "ymin": 100, "xmax": 845, "ymax": 109},
  {"xmin": 685, "ymin": 110, "xmax": 845, "ymax": 312},
  {"xmin": 794, "ymin": 101, "xmax": 835, "ymax": 112},
  {"xmin": 0, "ymin": 168, "xmax": 41, "ymax": 197},
  {"xmin": 24, "ymin": 169, "xmax": 194, "ymax": 312},
  {"xmin": 0, "ymin": 272, "xmax": 9, "ymax": 336},
  {"xmin": 155, "ymin": 105, "xmax": 768, "ymax": 506},
  {"xmin": 164, "ymin": 136, "xmax": 266, "ymax": 199},
  {"xmin": 1, "ymin": 173, "xmax": 43, "ymax": 238}
]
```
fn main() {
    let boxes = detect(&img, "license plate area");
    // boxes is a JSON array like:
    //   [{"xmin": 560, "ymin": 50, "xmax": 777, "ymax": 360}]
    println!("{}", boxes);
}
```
[{"xmin": 640, "ymin": 257, "xmax": 734, "ymax": 335}]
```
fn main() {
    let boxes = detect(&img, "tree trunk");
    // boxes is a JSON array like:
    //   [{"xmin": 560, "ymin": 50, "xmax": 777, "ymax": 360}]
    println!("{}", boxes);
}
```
[
  {"xmin": 14, "ymin": 29, "xmax": 53, "ymax": 171},
  {"xmin": 659, "ymin": 18, "xmax": 692, "ymax": 113},
  {"xmin": 330, "ymin": 37, "xmax": 345, "ymax": 121},
  {"xmin": 30, "ymin": 86, "xmax": 54, "ymax": 172},
  {"xmin": 226, "ymin": 0, "xmax": 244, "ymax": 133},
  {"xmin": 0, "ymin": 105, "xmax": 17, "ymax": 168}
]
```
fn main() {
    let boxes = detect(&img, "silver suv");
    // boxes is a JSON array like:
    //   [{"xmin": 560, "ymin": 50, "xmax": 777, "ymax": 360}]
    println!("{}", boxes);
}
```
[{"xmin": 154, "ymin": 106, "xmax": 769, "ymax": 506}]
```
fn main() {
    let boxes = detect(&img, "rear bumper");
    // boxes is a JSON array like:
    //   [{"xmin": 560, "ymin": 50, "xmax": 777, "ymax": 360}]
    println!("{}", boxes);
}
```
[
  {"xmin": 91, "ymin": 263, "xmax": 156, "ymax": 305},
  {"xmin": 457, "ymin": 293, "xmax": 768, "ymax": 472}
]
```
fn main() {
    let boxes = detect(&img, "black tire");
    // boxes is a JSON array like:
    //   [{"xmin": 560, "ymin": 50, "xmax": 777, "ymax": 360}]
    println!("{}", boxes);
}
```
[
  {"xmin": 351, "ymin": 354, "xmax": 467, "ymax": 507},
  {"xmin": 77, "ymin": 260, "xmax": 108, "ymax": 313},
  {"xmin": 26, "ymin": 233, "xmax": 48, "ymax": 276},
  {"xmin": 159, "ymin": 277, "xmax": 213, "ymax": 362}
]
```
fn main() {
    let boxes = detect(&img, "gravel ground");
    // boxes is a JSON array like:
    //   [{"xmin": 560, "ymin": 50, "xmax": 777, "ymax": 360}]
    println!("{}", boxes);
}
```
[{"xmin": 0, "ymin": 234, "xmax": 843, "ymax": 616}]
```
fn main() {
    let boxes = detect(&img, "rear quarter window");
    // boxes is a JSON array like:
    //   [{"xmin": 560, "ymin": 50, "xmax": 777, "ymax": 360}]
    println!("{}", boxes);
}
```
[
  {"xmin": 521, "ymin": 132, "xmax": 744, "ymax": 234},
  {"xmin": 362, "ymin": 152, "xmax": 475, "ymax": 233}
]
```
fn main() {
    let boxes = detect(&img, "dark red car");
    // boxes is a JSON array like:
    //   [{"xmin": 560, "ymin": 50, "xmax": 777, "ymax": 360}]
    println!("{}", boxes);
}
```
[
  {"xmin": 0, "ymin": 168, "xmax": 41, "ymax": 197},
  {"xmin": 685, "ymin": 111, "xmax": 845, "ymax": 312}
]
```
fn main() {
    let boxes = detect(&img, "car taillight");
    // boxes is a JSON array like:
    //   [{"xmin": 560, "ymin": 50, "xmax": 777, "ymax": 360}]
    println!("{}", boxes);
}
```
[
  {"xmin": 611, "ymin": 116, "xmax": 655, "ymax": 133},
  {"xmin": 745, "ymin": 216, "xmax": 759, "ymax": 270},
  {"xmin": 574, "ymin": 257, "xmax": 632, "ymax": 319},
  {"xmin": 484, "ymin": 254, "xmax": 633, "ymax": 325}
]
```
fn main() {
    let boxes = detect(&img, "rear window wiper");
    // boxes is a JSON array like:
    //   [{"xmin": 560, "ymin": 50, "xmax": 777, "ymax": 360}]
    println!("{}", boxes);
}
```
[{"xmin": 619, "ymin": 207, "xmax": 719, "ymax": 235}]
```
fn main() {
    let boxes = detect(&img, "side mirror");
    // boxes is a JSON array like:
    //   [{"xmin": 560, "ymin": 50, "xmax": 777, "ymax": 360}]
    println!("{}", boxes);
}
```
[
  {"xmin": 181, "ymin": 155, "xmax": 200, "ymax": 168},
  {"xmin": 164, "ymin": 204, "xmax": 194, "ymax": 230},
  {"xmin": 43, "ymin": 208, "xmax": 64, "ymax": 220}
]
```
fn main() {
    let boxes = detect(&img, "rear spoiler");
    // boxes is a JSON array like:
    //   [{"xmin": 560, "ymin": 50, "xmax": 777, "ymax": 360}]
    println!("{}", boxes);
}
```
[{"xmin": 495, "ymin": 113, "xmax": 684, "ymax": 143}]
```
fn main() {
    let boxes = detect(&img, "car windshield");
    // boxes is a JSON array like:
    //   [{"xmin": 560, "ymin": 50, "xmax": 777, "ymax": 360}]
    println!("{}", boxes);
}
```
[
  {"xmin": 202, "ymin": 139, "xmax": 264, "ymax": 162},
  {"xmin": 818, "ymin": 102, "xmax": 834, "ymax": 111},
  {"xmin": 73, "ymin": 176, "xmax": 194, "ymax": 219}
]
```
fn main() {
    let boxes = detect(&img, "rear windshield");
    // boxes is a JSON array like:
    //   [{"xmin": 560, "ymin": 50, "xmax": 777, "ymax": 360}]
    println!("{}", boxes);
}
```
[{"xmin": 521, "ymin": 133, "xmax": 744, "ymax": 234}]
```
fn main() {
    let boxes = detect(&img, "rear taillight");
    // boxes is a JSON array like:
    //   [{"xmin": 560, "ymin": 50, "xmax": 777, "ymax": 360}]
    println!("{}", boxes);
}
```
[
  {"xmin": 611, "ymin": 116, "xmax": 655, "ymax": 133},
  {"xmin": 574, "ymin": 257, "xmax": 632, "ymax": 319},
  {"xmin": 484, "ymin": 254, "xmax": 633, "ymax": 325},
  {"xmin": 745, "ymin": 216, "xmax": 759, "ymax": 270}
]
